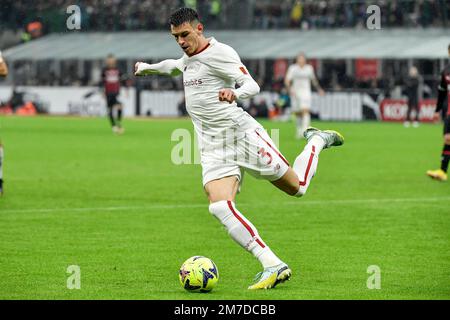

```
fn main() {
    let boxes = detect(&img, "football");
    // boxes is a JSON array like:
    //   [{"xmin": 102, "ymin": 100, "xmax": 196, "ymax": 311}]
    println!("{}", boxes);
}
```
[{"xmin": 179, "ymin": 256, "xmax": 219, "ymax": 292}]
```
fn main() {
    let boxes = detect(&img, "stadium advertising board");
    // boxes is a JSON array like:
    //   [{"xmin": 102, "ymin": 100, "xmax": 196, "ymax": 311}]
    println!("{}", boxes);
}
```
[
  {"xmin": 0, "ymin": 86, "xmax": 135, "ymax": 116},
  {"xmin": 380, "ymin": 99, "xmax": 437, "ymax": 122}
]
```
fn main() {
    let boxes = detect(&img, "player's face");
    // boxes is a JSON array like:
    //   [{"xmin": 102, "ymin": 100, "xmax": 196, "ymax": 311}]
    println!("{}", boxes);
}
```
[
  {"xmin": 297, "ymin": 55, "xmax": 306, "ymax": 66},
  {"xmin": 106, "ymin": 57, "xmax": 116, "ymax": 68},
  {"xmin": 171, "ymin": 22, "xmax": 203, "ymax": 56}
]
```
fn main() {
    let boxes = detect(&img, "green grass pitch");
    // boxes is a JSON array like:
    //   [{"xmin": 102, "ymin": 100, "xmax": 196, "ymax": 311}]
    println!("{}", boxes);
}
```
[{"xmin": 0, "ymin": 116, "xmax": 449, "ymax": 300}]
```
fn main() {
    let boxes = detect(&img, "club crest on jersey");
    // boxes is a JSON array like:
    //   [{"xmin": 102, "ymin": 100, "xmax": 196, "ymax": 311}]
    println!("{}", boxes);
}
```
[{"xmin": 239, "ymin": 66, "xmax": 248, "ymax": 75}]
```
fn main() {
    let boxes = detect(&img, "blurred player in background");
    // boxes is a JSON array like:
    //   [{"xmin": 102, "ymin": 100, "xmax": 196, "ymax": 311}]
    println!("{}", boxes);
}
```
[
  {"xmin": 404, "ymin": 66, "xmax": 421, "ymax": 128},
  {"xmin": 427, "ymin": 44, "xmax": 450, "ymax": 182},
  {"xmin": 0, "ymin": 50, "xmax": 8, "ymax": 195},
  {"xmin": 135, "ymin": 8, "xmax": 344, "ymax": 290},
  {"xmin": 102, "ymin": 54, "xmax": 125, "ymax": 134},
  {"xmin": 285, "ymin": 53, "xmax": 325, "ymax": 139}
]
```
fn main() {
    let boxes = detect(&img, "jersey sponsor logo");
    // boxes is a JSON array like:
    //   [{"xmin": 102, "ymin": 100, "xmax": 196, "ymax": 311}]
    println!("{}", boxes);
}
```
[{"xmin": 183, "ymin": 78, "xmax": 204, "ymax": 87}]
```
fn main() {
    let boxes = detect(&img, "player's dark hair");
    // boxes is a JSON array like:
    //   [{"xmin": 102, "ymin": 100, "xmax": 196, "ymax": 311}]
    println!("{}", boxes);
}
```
[{"xmin": 169, "ymin": 7, "xmax": 200, "ymax": 27}]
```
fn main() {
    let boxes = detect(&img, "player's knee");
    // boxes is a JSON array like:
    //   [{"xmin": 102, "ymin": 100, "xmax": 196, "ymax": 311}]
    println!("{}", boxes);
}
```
[
  {"xmin": 284, "ymin": 182, "xmax": 301, "ymax": 197},
  {"xmin": 208, "ymin": 200, "xmax": 230, "ymax": 220}
]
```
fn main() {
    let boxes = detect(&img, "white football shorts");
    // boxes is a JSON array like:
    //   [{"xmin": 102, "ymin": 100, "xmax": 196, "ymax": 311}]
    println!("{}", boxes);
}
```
[
  {"xmin": 290, "ymin": 92, "xmax": 312, "ymax": 112},
  {"xmin": 201, "ymin": 127, "xmax": 290, "ymax": 187}
]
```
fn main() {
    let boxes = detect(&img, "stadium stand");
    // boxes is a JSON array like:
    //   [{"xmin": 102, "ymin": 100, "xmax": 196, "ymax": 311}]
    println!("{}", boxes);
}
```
[
  {"xmin": 0, "ymin": 0, "xmax": 448, "ymax": 119},
  {"xmin": 0, "ymin": 0, "xmax": 448, "ymax": 36}
]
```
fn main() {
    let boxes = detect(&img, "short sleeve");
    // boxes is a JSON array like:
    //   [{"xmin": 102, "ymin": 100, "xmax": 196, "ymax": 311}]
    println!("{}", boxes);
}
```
[{"xmin": 285, "ymin": 66, "xmax": 294, "ymax": 82}]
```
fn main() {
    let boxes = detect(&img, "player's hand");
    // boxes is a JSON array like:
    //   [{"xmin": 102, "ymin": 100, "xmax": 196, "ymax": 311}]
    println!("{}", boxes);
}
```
[
  {"xmin": 218, "ymin": 89, "xmax": 236, "ymax": 103},
  {"xmin": 134, "ymin": 62, "xmax": 143, "ymax": 76},
  {"xmin": 318, "ymin": 89, "xmax": 325, "ymax": 96},
  {"xmin": 134, "ymin": 62, "xmax": 151, "ymax": 76}
]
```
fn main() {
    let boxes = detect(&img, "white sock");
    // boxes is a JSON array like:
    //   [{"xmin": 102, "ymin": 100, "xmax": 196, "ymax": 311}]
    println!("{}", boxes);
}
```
[
  {"xmin": 302, "ymin": 112, "xmax": 311, "ymax": 132},
  {"xmin": 293, "ymin": 136, "xmax": 324, "ymax": 196},
  {"xmin": 296, "ymin": 115, "xmax": 303, "ymax": 134},
  {"xmin": 0, "ymin": 146, "xmax": 3, "ymax": 180},
  {"xmin": 209, "ymin": 200, "xmax": 283, "ymax": 268}
]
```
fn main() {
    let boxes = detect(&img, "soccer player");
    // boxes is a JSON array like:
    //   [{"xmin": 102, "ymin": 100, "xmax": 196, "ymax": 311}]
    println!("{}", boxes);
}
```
[
  {"xmin": 284, "ymin": 53, "xmax": 325, "ymax": 139},
  {"xmin": 102, "ymin": 54, "xmax": 125, "ymax": 134},
  {"xmin": 135, "ymin": 8, "xmax": 344, "ymax": 290},
  {"xmin": 427, "ymin": 44, "xmax": 450, "ymax": 182},
  {"xmin": 404, "ymin": 66, "xmax": 420, "ymax": 128},
  {"xmin": 0, "ymin": 50, "xmax": 8, "ymax": 195}
]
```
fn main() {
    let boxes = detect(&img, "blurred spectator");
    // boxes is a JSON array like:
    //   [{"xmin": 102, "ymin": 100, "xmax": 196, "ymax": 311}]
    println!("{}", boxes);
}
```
[
  {"xmin": 248, "ymin": 98, "xmax": 269, "ymax": 118},
  {"xmin": 403, "ymin": 66, "xmax": 421, "ymax": 127},
  {"xmin": 289, "ymin": 1, "xmax": 302, "ymax": 28},
  {"xmin": 26, "ymin": 20, "xmax": 43, "ymax": 39},
  {"xmin": 178, "ymin": 97, "xmax": 188, "ymax": 116},
  {"xmin": 8, "ymin": 86, "xmax": 25, "ymax": 112},
  {"xmin": 274, "ymin": 87, "xmax": 290, "ymax": 114},
  {"xmin": 206, "ymin": 0, "xmax": 222, "ymax": 29},
  {"xmin": 20, "ymin": 30, "xmax": 31, "ymax": 43},
  {"xmin": 184, "ymin": 0, "xmax": 197, "ymax": 9}
]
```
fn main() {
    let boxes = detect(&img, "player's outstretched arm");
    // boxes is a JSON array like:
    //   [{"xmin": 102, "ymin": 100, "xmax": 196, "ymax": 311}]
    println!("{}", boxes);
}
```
[
  {"xmin": 232, "ymin": 71, "xmax": 260, "ymax": 100},
  {"xmin": 135, "ymin": 59, "xmax": 183, "ymax": 77},
  {"xmin": 311, "ymin": 73, "xmax": 325, "ymax": 96}
]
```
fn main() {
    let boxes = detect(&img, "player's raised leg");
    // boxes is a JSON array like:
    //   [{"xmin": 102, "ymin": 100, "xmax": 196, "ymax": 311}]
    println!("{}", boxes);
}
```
[
  {"xmin": 272, "ymin": 127, "xmax": 344, "ymax": 197},
  {"xmin": 205, "ymin": 176, "xmax": 291, "ymax": 289}
]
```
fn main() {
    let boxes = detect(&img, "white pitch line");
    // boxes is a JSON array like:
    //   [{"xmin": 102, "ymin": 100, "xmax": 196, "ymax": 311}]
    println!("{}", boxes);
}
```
[{"xmin": 1, "ymin": 196, "xmax": 450, "ymax": 214}]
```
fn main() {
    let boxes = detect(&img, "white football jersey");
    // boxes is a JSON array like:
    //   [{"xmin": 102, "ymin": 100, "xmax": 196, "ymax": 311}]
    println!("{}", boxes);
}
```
[
  {"xmin": 168, "ymin": 38, "xmax": 261, "ymax": 148},
  {"xmin": 285, "ymin": 64, "xmax": 316, "ymax": 97}
]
